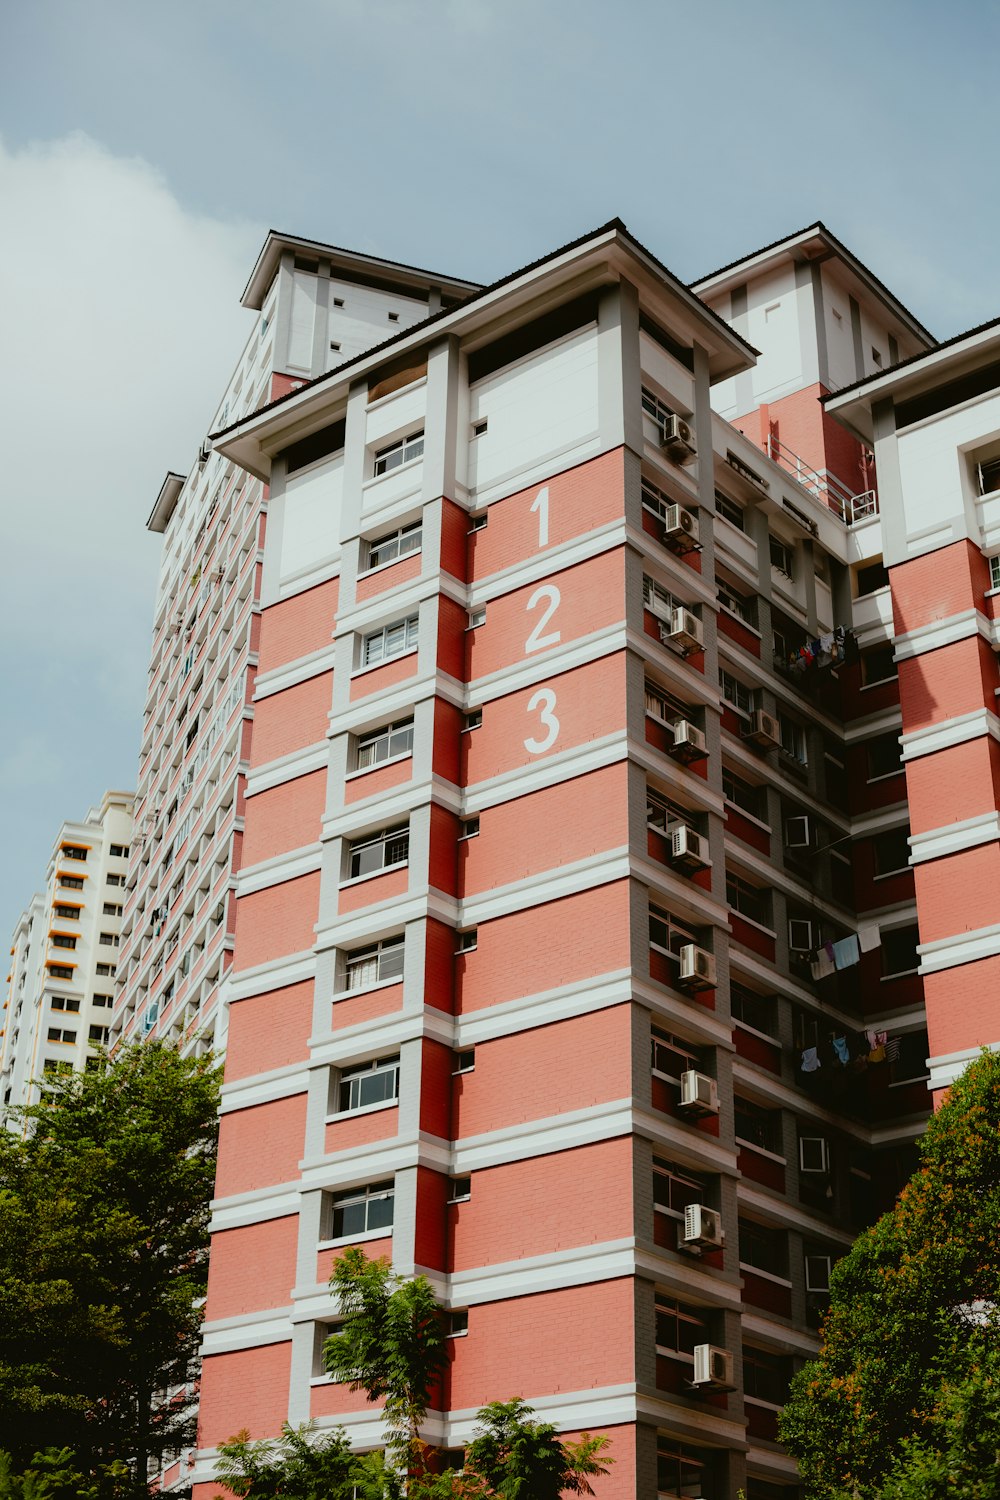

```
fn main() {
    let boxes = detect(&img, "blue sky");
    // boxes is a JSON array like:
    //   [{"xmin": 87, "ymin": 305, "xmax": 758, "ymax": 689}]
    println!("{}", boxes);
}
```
[{"xmin": 1, "ymin": 0, "xmax": 997, "ymax": 934}]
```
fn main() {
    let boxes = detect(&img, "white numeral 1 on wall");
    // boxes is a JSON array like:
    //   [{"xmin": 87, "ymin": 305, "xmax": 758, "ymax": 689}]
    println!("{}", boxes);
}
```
[
  {"xmin": 524, "ymin": 584, "xmax": 561, "ymax": 654},
  {"xmin": 524, "ymin": 687, "xmax": 559, "ymax": 754},
  {"xmin": 530, "ymin": 485, "xmax": 550, "ymax": 549}
]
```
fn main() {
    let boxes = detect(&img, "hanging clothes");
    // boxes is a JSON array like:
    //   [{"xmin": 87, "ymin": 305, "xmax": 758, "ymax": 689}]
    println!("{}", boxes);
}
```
[
  {"xmin": 801, "ymin": 1047, "xmax": 821, "ymax": 1073},
  {"xmin": 858, "ymin": 921, "xmax": 882, "ymax": 954},
  {"xmin": 832, "ymin": 1036, "xmax": 851, "ymax": 1065},
  {"xmin": 811, "ymin": 948, "xmax": 835, "ymax": 980},
  {"xmin": 832, "ymin": 934, "xmax": 860, "ymax": 970}
]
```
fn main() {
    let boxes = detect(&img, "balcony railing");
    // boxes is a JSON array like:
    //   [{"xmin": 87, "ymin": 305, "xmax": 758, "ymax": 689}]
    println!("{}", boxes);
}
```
[{"xmin": 765, "ymin": 434, "xmax": 879, "ymax": 526}]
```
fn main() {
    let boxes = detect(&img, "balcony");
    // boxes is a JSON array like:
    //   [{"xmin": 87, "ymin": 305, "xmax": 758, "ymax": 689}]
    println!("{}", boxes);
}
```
[{"xmin": 765, "ymin": 433, "xmax": 878, "ymax": 526}]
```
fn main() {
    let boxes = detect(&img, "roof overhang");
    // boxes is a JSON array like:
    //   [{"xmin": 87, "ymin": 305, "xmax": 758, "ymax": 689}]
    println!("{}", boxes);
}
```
[
  {"xmin": 824, "ymin": 317, "xmax": 1000, "ymax": 444},
  {"xmin": 692, "ymin": 222, "xmax": 936, "ymax": 351},
  {"xmin": 216, "ymin": 220, "xmax": 758, "ymax": 484},
  {"xmin": 241, "ymin": 230, "xmax": 481, "ymax": 312},
  {"xmin": 146, "ymin": 472, "xmax": 185, "ymax": 534}
]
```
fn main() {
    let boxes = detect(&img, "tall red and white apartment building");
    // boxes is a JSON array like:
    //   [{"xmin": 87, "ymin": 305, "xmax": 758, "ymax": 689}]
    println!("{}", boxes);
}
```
[{"xmin": 119, "ymin": 217, "xmax": 1000, "ymax": 1497}]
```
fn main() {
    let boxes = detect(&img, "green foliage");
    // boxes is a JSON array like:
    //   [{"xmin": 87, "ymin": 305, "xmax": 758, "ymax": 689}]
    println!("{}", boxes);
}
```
[
  {"xmin": 0, "ymin": 1043, "xmax": 221, "ymax": 1490},
  {"xmin": 0, "ymin": 1448, "xmax": 130, "ymax": 1500},
  {"xmin": 214, "ymin": 1424, "xmax": 368, "ymax": 1500},
  {"xmin": 464, "ymin": 1399, "xmax": 611, "ymax": 1498},
  {"xmin": 323, "ymin": 1246, "xmax": 448, "ymax": 1462},
  {"xmin": 779, "ymin": 1048, "xmax": 1000, "ymax": 1497},
  {"xmin": 220, "ymin": 1253, "xmax": 613, "ymax": 1498}
]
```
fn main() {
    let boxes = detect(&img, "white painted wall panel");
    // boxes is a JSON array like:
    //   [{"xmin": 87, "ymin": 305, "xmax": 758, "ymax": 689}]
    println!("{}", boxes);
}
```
[
  {"xmin": 467, "ymin": 326, "xmax": 599, "ymax": 494},
  {"xmin": 287, "ymin": 272, "xmax": 319, "ymax": 372},
  {"xmin": 743, "ymin": 266, "xmax": 805, "ymax": 405},
  {"xmin": 279, "ymin": 455, "xmax": 344, "ymax": 581},
  {"xmin": 638, "ymin": 332, "xmax": 695, "ymax": 415},
  {"xmin": 821, "ymin": 269, "xmax": 858, "ymax": 392},
  {"xmin": 896, "ymin": 393, "xmax": 1000, "ymax": 547},
  {"xmin": 324, "ymin": 280, "xmax": 427, "ymax": 369},
  {"xmin": 366, "ymin": 382, "xmax": 428, "ymax": 447}
]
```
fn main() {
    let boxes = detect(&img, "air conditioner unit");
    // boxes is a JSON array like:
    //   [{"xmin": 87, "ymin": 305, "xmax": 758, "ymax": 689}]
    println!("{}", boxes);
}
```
[
  {"xmin": 692, "ymin": 1343, "xmax": 734, "ymax": 1389},
  {"xmin": 662, "ymin": 413, "xmax": 697, "ymax": 464},
  {"xmin": 663, "ymin": 607, "xmax": 704, "ymax": 654},
  {"xmin": 669, "ymin": 720, "xmax": 708, "ymax": 763},
  {"xmin": 680, "ymin": 1203, "xmax": 725, "ymax": 1250},
  {"xmin": 785, "ymin": 815, "xmax": 811, "ymax": 849},
  {"xmin": 662, "ymin": 503, "xmax": 701, "ymax": 553},
  {"xmin": 678, "ymin": 943, "xmax": 716, "ymax": 990},
  {"xmin": 679, "ymin": 1069, "xmax": 720, "ymax": 1115},
  {"xmin": 670, "ymin": 825, "xmax": 710, "ymax": 873},
  {"xmin": 744, "ymin": 709, "xmax": 781, "ymax": 750}
]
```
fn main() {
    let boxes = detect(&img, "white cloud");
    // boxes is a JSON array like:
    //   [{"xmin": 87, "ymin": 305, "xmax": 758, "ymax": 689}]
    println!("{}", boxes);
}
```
[{"xmin": 0, "ymin": 132, "xmax": 263, "ymax": 929}]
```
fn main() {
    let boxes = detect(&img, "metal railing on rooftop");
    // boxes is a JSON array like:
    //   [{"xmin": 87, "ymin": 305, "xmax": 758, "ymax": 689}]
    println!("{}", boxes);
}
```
[{"xmin": 765, "ymin": 433, "xmax": 879, "ymax": 526}]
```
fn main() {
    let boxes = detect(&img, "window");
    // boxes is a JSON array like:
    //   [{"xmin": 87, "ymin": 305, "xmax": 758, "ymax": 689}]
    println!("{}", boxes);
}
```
[
  {"xmin": 327, "ymin": 1180, "xmax": 394, "ymax": 1239},
  {"xmin": 730, "ymin": 981, "xmax": 774, "ymax": 1036},
  {"xmin": 720, "ymin": 670, "xmax": 754, "ymax": 718},
  {"xmin": 348, "ymin": 824, "xmax": 409, "ymax": 879},
  {"xmin": 715, "ymin": 489, "xmax": 745, "ymax": 531},
  {"xmin": 804, "ymin": 1252, "xmax": 833, "ymax": 1292},
  {"xmin": 344, "ymin": 938, "xmax": 405, "ymax": 991},
  {"xmin": 889, "ymin": 1028, "xmax": 929, "ymax": 1086},
  {"xmin": 862, "ymin": 646, "xmax": 897, "ymax": 685},
  {"xmin": 642, "ymin": 575, "xmax": 679, "ymax": 619},
  {"xmin": 51, "ymin": 996, "xmax": 81, "ymax": 1013},
  {"xmin": 722, "ymin": 766, "xmax": 765, "ymax": 821},
  {"xmin": 726, "ymin": 872, "xmax": 769, "ymax": 927},
  {"xmin": 657, "ymin": 1439, "xmax": 709, "ymax": 1500},
  {"xmin": 651, "ymin": 1028, "xmax": 702, "ymax": 1085},
  {"xmin": 646, "ymin": 788, "xmax": 688, "ymax": 832},
  {"xmin": 641, "ymin": 385, "xmax": 674, "ymax": 430},
  {"xmin": 49, "ymin": 964, "xmax": 74, "ymax": 980},
  {"xmin": 799, "ymin": 1134, "xmax": 832, "ymax": 1173},
  {"xmin": 463, "ymin": 709, "xmax": 483, "ymax": 731},
  {"xmin": 448, "ymin": 1176, "xmax": 471, "ymax": 1203},
  {"xmin": 655, "ymin": 1296, "xmax": 708, "ymax": 1358},
  {"xmin": 990, "ymin": 555, "xmax": 1000, "ymax": 591},
  {"xmin": 367, "ymin": 519, "xmax": 422, "ymax": 570},
  {"xmin": 63, "ymin": 846, "xmax": 88, "ymax": 861},
  {"xmin": 867, "ymin": 731, "xmax": 902, "ymax": 779},
  {"xmin": 52, "ymin": 934, "xmax": 77, "ymax": 950},
  {"xmin": 882, "ymin": 924, "xmax": 920, "ymax": 977},
  {"xmin": 649, "ymin": 906, "xmax": 696, "ymax": 959},
  {"xmin": 467, "ymin": 607, "xmax": 486, "ymax": 629},
  {"xmin": 43, "ymin": 1059, "xmax": 72, "ymax": 1075},
  {"xmin": 373, "ymin": 430, "xmax": 424, "ymax": 476},
  {"xmin": 857, "ymin": 559, "xmax": 889, "ymax": 595},
  {"xmin": 106, "ymin": 873, "xmax": 125, "ymax": 887},
  {"xmin": 769, "ymin": 534, "xmax": 794, "ymax": 578},
  {"xmin": 468, "ymin": 511, "xmax": 488, "ymax": 532},
  {"xmin": 472, "ymin": 419, "xmax": 488, "ymax": 437},
  {"xmin": 88, "ymin": 1024, "xmax": 110, "ymax": 1045},
  {"xmin": 641, "ymin": 475, "xmax": 671, "ymax": 520},
  {"xmin": 356, "ymin": 717, "xmax": 414, "ymax": 770},
  {"xmin": 459, "ymin": 817, "xmax": 480, "ymax": 840},
  {"xmin": 103, "ymin": 902, "xmax": 124, "ymax": 916},
  {"xmin": 739, "ymin": 1219, "xmax": 787, "ymax": 1276},
  {"xmin": 743, "ymin": 1347, "xmax": 791, "ymax": 1407},
  {"xmin": 99, "ymin": 932, "xmax": 120, "ymax": 947},
  {"xmin": 778, "ymin": 711, "xmax": 807, "ymax": 764},
  {"xmin": 109, "ymin": 843, "xmax": 129, "ymax": 858},
  {"xmin": 717, "ymin": 578, "xmax": 757, "ymax": 627},
  {"xmin": 447, "ymin": 1310, "xmax": 469, "ymax": 1337},
  {"xmin": 54, "ymin": 904, "xmax": 80, "ymax": 920},
  {"xmin": 871, "ymin": 346, "xmax": 883, "ymax": 368},
  {"xmin": 92, "ymin": 994, "xmax": 112, "ymax": 1008},
  {"xmin": 338, "ymin": 1056, "xmax": 400, "ymax": 1113},
  {"xmin": 873, "ymin": 825, "xmax": 910, "ymax": 876},
  {"xmin": 59, "ymin": 875, "xmax": 84, "ymax": 890},
  {"xmin": 362, "ymin": 614, "xmax": 419, "ymax": 667},
  {"xmin": 734, "ymin": 1097, "xmax": 781, "ymax": 1155},
  {"xmin": 644, "ymin": 680, "xmax": 687, "ymax": 723},
  {"xmin": 653, "ymin": 1158, "xmax": 706, "ymax": 1218},
  {"xmin": 47, "ymin": 1027, "xmax": 77, "ymax": 1044},
  {"xmin": 455, "ymin": 929, "xmax": 478, "ymax": 953},
  {"xmin": 453, "ymin": 1049, "xmax": 475, "ymax": 1074}
]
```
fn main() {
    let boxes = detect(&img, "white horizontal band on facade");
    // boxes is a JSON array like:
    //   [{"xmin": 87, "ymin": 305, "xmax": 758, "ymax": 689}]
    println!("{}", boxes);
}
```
[
  {"xmin": 245, "ymin": 742, "xmax": 329, "ymax": 796},
  {"xmin": 909, "ymin": 809, "xmax": 1000, "ymax": 864},
  {"xmin": 634, "ymin": 1106, "xmax": 738, "ymax": 1176},
  {"xmin": 466, "ymin": 623, "xmax": 629, "ymax": 707},
  {"xmin": 465, "ymin": 733, "xmax": 629, "ymax": 813},
  {"xmin": 901, "ymin": 705, "xmax": 1000, "ymax": 762},
  {"xmin": 459, "ymin": 847, "xmax": 631, "ymax": 925},
  {"xmin": 210, "ymin": 1184, "xmax": 302, "ymax": 1231},
  {"xmin": 201, "ymin": 1309, "xmax": 293, "ymax": 1355},
  {"xmin": 927, "ymin": 1039, "xmax": 1000, "ymax": 1091},
  {"xmin": 237, "ymin": 843, "xmax": 323, "ymax": 897},
  {"xmin": 893, "ymin": 607, "xmax": 988, "ymax": 661},
  {"xmin": 306, "ymin": 1007, "xmax": 454, "ymax": 1071},
  {"xmin": 919, "ymin": 920, "xmax": 1000, "ymax": 975},
  {"xmin": 218, "ymin": 1060, "xmax": 311, "ymax": 1113},
  {"xmin": 254, "ymin": 643, "xmax": 338, "ymax": 700},
  {"xmin": 739, "ymin": 1310, "xmax": 820, "ymax": 1359}
]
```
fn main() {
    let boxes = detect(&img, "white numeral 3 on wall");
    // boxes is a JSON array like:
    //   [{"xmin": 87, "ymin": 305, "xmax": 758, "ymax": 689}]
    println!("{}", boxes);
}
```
[{"xmin": 524, "ymin": 688, "xmax": 559, "ymax": 754}]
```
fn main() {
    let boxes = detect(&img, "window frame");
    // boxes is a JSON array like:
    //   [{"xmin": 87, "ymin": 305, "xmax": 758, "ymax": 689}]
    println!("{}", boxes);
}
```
[
  {"xmin": 326, "ymin": 1180, "xmax": 395, "ymax": 1241},
  {"xmin": 649, "ymin": 904, "xmax": 697, "ymax": 959},
  {"xmin": 336, "ymin": 1055, "xmax": 400, "ymax": 1115},
  {"xmin": 769, "ymin": 533, "xmax": 795, "ymax": 579},
  {"xmin": 361, "ymin": 614, "xmax": 419, "ymax": 669},
  {"xmin": 346, "ymin": 823, "xmax": 409, "ymax": 881},
  {"xmin": 720, "ymin": 669, "xmax": 754, "ymax": 719},
  {"xmin": 343, "ymin": 937, "xmax": 405, "ymax": 993},
  {"xmin": 372, "ymin": 429, "xmax": 424, "ymax": 478},
  {"xmin": 714, "ymin": 488, "xmax": 745, "ymax": 531},
  {"xmin": 355, "ymin": 717, "xmax": 414, "ymax": 772},
  {"xmin": 365, "ymin": 519, "xmax": 423, "ymax": 572}
]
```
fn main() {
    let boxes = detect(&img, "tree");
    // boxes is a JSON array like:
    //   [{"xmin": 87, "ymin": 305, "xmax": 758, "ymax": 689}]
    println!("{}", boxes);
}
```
[
  {"xmin": 779, "ymin": 1048, "xmax": 1000, "ymax": 1497},
  {"xmin": 218, "ymin": 1252, "xmax": 611, "ymax": 1498},
  {"xmin": 0, "ymin": 1042, "xmax": 222, "ymax": 1492},
  {"xmin": 0, "ymin": 1449, "xmax": 129, "ymax": 1500}
]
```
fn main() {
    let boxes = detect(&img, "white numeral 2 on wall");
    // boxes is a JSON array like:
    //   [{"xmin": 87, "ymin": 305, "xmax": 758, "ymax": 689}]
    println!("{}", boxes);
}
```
[
  {"xmin": 524, "ymin": 584, "xmax": 561, "ymax": 654},
  {"xmin": 530, "ymin": 485, "xmax": 550, "ymax": 549},
  {"xmin": 523, "ymin": 688, "xmax": 559, "ymax": 755}
]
